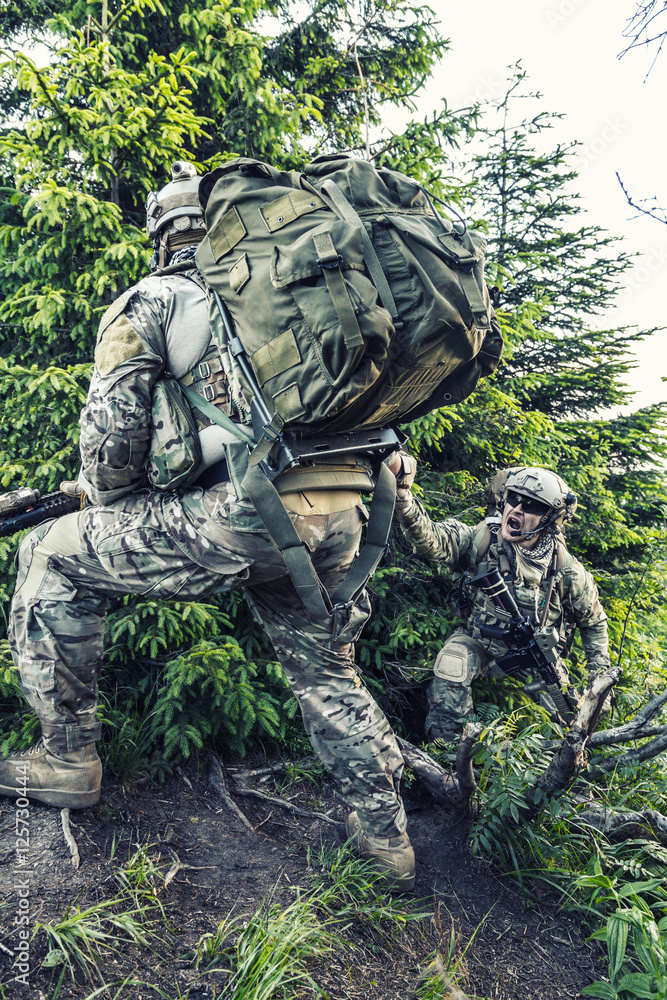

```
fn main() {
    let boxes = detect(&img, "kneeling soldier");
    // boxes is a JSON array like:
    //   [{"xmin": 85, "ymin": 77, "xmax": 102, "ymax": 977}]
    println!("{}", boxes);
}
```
[{"xmin": 390, "ymin": 457, "xmax": 611, "ymax": 740}]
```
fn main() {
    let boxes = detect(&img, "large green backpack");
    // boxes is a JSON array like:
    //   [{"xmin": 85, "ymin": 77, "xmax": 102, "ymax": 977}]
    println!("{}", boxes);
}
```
[
  {"xmin": 193, "ymin": 154, "xmax": 503, "ymax": 626},
  {"xmin": 195, "ymin": 154, "xmax": 502, "ymax": 446}
]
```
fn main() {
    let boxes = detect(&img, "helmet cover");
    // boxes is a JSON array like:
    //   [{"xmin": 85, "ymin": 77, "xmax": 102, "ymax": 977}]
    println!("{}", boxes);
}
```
[
  {"xmin": 503, "ymin": 466, "xmax": 577, "ymax": 523},
  {"xmin": 146, "ymin": 161, "xmax": 202, "ymax": 240}
]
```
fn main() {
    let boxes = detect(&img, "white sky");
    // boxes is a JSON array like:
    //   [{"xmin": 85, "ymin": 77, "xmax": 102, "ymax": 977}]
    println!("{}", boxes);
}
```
[{"xmin": 407, "ymin": 0, "xmax": 667, "ymax": 413}]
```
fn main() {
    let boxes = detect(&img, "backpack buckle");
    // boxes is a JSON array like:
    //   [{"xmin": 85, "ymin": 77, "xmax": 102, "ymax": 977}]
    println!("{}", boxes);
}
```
[
  {"xmin": 198, "ymin": 361, "xmax": 211, "ymax": 379},
  {"xmin": 317, "ymin": 253, "xmax": 344, "ymax": 270},
  {"xmin": 203, "ymin": 384, "xmax": 215, "ymax": 401}
]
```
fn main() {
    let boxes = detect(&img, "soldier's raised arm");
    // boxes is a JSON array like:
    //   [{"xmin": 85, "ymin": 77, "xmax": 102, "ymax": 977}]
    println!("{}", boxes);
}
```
[{"xmin": 387, "ymin": 451, "xmax": 476, "ymax": 567}]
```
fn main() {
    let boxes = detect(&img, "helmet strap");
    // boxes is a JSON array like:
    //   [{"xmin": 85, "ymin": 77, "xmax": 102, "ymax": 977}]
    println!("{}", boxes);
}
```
[{"xmin": 158, "ymin": 230, "xmax": 170, "ymax": 269}]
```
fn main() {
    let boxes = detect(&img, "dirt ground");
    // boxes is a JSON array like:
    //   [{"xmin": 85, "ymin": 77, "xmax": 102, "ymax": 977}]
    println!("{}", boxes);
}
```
[{"xmin": 0, "ymin": 754, "xmax": 601, "ymax": 999}]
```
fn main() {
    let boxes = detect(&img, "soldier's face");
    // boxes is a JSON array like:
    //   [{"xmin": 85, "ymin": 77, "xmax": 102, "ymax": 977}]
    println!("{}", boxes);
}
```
[{"xmin": 501, "ymin": 492, "xmax": 549, "ymax": 548}]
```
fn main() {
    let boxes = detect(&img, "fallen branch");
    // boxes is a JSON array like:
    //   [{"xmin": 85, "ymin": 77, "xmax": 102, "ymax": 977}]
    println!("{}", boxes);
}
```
[
  {"xmin": 208, "ymin": 753, "xmax": 254, "ymax": 832},
  {"xmin": 456, "ymin": 723, "xmax": 483, "ymax": 803},
  {"xmin": 588, "ymin": 731, "xmax": 667, "ymax": 779},
  {"xmin": 573, "ymin": 804, "xmax": 667, "ymax": 845},
  {"xmin": 397, "ymin": 737, "xmax": 461, "ymax": 805},
  {"xmin": 590, "ymin": 724, "xmax": 667, "ymax": 747},
  {"xmin": 226, "ymin": 759, "xmax": 313, "ymax": 781},
  {"xmin": 232, "ymin": 787, "xmax": 343, "ymax": 826},
  {"xmin": 589, "ymin": 690, "xmax": 667, "ymax": 746},
  {"xmin": 60, "ymin": 808, "xmax": 80, "ymax": 869}
]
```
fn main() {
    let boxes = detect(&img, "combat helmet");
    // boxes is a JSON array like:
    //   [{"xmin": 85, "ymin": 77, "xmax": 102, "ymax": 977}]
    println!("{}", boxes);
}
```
[
  {"xmin": 499, "ymin": 466, "xmax": 577, "ymax": 536},
  {"xmin": 146, "ymin": 161, "xmax": 206, "ymax": 270}
]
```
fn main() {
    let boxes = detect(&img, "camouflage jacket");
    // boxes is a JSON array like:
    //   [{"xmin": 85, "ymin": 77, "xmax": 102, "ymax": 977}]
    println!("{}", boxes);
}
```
[
  {"xmin": 398, "ymin": 496, "xmax": 610, "ymax": 673},
  {"xmin": 78, "ymin": 266, "xmax": 220, "ymax": 504}
]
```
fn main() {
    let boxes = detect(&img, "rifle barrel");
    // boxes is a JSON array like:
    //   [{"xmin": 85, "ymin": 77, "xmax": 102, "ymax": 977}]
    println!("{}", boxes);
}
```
[{"xmin": 0, "ymin": 492, "xmax": 81, "ymax": 539}]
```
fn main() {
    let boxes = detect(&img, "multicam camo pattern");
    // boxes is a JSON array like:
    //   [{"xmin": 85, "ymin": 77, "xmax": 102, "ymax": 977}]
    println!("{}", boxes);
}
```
[
  {"xmin": 146, "ymin": 376, "xmax": 202, "ymax": 489},
  {"xmin": 397, "ymin": 496, "xmax": 610, "ymax": 739},
  {"xmin": 8, "ymin": 486, "xmax": 406, "ymax": 837},
  {"xmin": 78, "ymin": 267, "xmax": 210, "ymax": 505}
]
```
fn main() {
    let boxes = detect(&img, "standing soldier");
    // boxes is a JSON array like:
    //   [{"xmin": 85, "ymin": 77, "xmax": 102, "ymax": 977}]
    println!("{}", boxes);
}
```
[
  {"xmin": 390, "ymin": 456, "xmax": 611, "ymax": 740},
  {"xmin": 0, "ymin": 164, "xmax": 415, "ymax": 892}
]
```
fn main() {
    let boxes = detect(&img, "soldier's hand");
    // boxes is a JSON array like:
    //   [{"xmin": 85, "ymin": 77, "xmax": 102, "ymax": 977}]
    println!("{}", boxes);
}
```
[
  {"xmin": 387, "ymin": 450, "xmax": 417, "ymax": 491},
  {"xmin": 59, "ymin": 481, "xmax": 87, "ymax": 507},
  {"xmin": 60, "ymin": 480, "xmax": 84, "ymax": 498}
]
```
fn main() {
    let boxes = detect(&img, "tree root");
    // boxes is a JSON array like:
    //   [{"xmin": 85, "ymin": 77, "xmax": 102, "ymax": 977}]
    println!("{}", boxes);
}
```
[
  {"xmin": 232, "ymin": 787, "xmax": 342, "ymax": 826},
  {"xmin": 208, "ymin": 753, "xmax": 254, "ymax": 832},
  {"xmin": 60, "ymin": 808, "xmax": 80, "ymax": 869}
]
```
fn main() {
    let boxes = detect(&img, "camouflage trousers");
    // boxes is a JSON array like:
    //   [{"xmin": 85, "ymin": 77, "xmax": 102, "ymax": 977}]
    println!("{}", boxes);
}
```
[
  {"xmin": 426, "ymin": 629, "xmax": 570, "ymax": 740},
  {"xmin": 8, "ymin": 486, "xmax": 406, "ymax": 838},
  {"xmin": 425, "ymin": 632, "xmax": 487, "ymax": 740}
]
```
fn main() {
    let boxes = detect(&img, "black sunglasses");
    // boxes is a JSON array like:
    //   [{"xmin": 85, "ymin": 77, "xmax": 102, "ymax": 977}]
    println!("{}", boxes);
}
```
[{"xmin": 505, "ymin": 490, "xmax": 550, "ymax": 517}]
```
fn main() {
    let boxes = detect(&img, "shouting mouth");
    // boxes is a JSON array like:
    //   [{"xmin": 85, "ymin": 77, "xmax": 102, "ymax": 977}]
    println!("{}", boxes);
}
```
[{"xmin": 507, "ymin": 513, "xmax": 523, "ymax": 534}]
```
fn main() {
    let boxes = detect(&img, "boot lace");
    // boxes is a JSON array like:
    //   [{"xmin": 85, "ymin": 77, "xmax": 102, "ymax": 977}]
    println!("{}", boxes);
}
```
[{"xmin": 14, "ymin": 740, "xmax": 44, "ymax": 758}]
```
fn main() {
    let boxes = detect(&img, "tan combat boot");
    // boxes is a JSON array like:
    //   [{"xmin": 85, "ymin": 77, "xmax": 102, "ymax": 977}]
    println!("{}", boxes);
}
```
[
  {"xmin": 0, "ymin": 742, "xmax": 101, "ymax": 808},
  {"xmin": 346, "ymin": 810, "xmax": 415, "ymax": 893}
]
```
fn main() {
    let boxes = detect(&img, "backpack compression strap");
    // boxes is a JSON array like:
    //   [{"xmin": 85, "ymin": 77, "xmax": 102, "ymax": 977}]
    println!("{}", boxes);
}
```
[
  {"xmin": 316, "ymin": 179, "xmax": 400, "ymax": 323},
  {"xmin": 241, "ymin": 460, "xmax": 397, "ymax": 624}
]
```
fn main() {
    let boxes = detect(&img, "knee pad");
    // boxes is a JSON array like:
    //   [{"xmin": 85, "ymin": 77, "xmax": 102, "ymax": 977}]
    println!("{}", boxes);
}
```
[{"xmin": 433, "ymin": 635, "xmax": 485, "ymax": 687}]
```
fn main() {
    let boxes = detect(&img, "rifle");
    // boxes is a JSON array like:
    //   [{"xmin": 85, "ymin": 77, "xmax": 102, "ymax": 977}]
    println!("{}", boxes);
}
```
[
  {"xmin": 0, "ymin": 487, "xmax": 81, "ymax": 539},
  {"xmin": 468, "ymin": 567, "xmax": 576, "ymax": 725}
]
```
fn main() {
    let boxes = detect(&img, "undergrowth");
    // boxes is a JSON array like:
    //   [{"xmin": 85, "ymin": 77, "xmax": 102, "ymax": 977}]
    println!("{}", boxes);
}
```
[
  {"xmin": 466, "ymin": 708, "xmax": 667, "ymax": 1000},
  {"xmin": 27, "ymin": 836, "xmax": 477, "ymax": 1000}
]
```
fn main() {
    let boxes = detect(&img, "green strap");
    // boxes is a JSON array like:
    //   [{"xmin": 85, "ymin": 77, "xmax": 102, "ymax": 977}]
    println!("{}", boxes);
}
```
[
  {"xmin": 312, "ymin": 231, "xmax": 363, "ymax": 350},
  {"xmin": 242, "ymin": 460, "xmax": 396, "ymax": 624},
  {"xmin": 457, "ymin": 266, "xmax": 491, "ymax": 331},
  {"xmin": 437, "ymin": 231, "xmax": 490, "ymax": 330},
  {"xmin": 180, "ymin": 383, "xmax": 254, "ymax": 444},
  {"xmin": 241, "ymin": 464, "xmax": 330, "ymax": 621},
  {"xmin": 330, "ymin": 461, "xmax": 396, "ymax": 606},
  {"xmin": 320, "ymin": 179, "xmax": 399, "ymax": 321}
]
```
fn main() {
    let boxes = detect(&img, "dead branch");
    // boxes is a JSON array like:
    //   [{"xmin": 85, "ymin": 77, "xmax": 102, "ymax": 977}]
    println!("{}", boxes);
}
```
[
  {"xmin": 226, "ymin": 759, "xmax": 313, "ymax": 781},
  {"xmin": 232, "ymin": 786, "xmax": 342, "ymax": 826},
  {"xmin": 208, "ymin": 753, "xmax": 254, "ymax": 832},
  {"xmin": 588, "ymin": 730, "xmax": 667, "ymax": 779},
  {"xmin": 456, "ymin": 723, "xmax": 483, "ymax": 802},
  {"xmin": 590, "ymin": 689, "xmax": 667, "ymax": 746},
  {"xmin": 60, "ymin": 808, "xmax": 80, "ymax": 869},
  {"xmin": 591, "ymin": 724, "xmax": 667, "ymax": 747},
  {"xmin": 573, "ymin": 803, "xmax": 667, "ymax": 845},
  {"xmin": 616, "ymin": 171, "xmax": 667, "ymax": 225},
  {"xmin": 164, "ymin": 852, "xmax": 218, "ymax": 888},
  {"xmin": 397, "ymin": 737, "xmax": 462, "ymax": 805}
]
